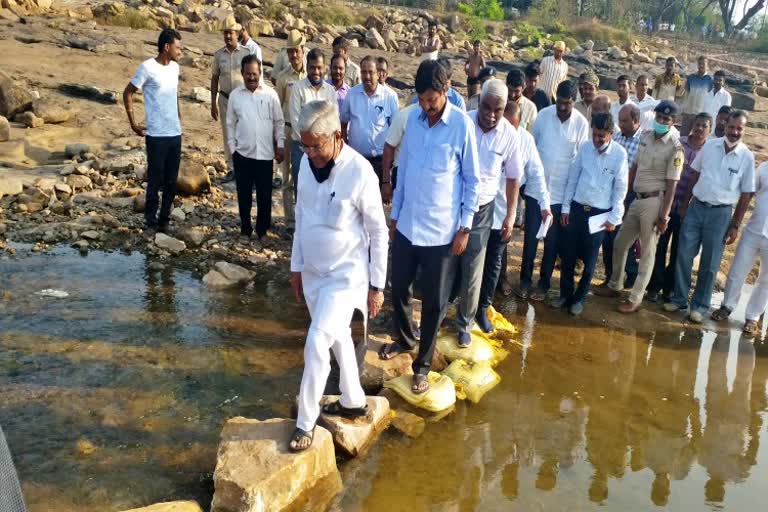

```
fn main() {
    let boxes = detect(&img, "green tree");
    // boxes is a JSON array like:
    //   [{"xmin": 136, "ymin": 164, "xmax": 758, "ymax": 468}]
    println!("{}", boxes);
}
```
[{"xmin": 458, "ymin": 0, "xmax": 505, "ymax": 21}]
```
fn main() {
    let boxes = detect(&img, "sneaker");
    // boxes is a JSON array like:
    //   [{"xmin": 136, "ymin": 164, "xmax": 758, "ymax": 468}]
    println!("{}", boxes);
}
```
[
  {"xmin": 458, "ymin": 331, "xmax": 472, "ymax": 348},
  {"xmin": 221, "ymin": 170, "xmax": 235, "ymax": 183},
  {"xmin": 689, "ymin": 310, "xmax": 704, "ymax": 323},
  {"xmin": 549, "ymin": 296, "xmax": 568, "ymax": 309},
  {"xmin": 569, "ymin": 301, "xmax": 585, "ymax": 316},
  {"xmin": 663, "ymin": 302, "xmax": 684, "ymax": 312}
]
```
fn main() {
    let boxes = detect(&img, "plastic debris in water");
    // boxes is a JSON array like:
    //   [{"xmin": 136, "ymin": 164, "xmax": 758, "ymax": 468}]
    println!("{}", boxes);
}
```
[{"xmin": 36, "ymin": 289, "xmax": 69, "ymax": 298}]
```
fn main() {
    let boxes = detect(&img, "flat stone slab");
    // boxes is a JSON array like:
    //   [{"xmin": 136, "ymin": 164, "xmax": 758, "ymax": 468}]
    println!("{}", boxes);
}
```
[
  {"xmin": 317, "ymin": 395, "xmax": 391, "ymax": 458},
  {"xmin": 211, "ymin": 417, "xmax": 341, "ymax": 512},
  {"xmin": 121, "ymin": 501, "xmax": 203, "ymax": 512}
]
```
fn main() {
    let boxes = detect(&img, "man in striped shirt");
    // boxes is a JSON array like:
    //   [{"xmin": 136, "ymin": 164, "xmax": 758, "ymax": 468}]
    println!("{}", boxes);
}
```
[{"xmin": 539, "ymin": 41, "xmax": 569, "ymax": 102}]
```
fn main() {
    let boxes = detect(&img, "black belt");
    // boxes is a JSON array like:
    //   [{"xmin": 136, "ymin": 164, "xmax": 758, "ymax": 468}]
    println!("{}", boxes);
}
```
[
  {"xmin": 573, "ymin": 202, "xmax": 609, "ymax": 214},
  {"xmin": 218, "ymin": 90, "xmax": 229, "ymax": 99},
  {"xmin": 695, "ymin": 198, "xmax": 730, "ymax": 209},
  {"xmin": 636, "ymin": 191, "xmax": 661, "ymax": 199}
]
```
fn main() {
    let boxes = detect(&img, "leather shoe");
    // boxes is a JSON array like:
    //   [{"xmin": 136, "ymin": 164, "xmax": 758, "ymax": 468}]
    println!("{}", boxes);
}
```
[
  {"xmin": 593, "ymin": 284, "xmax": 620, "ymax": 298},
  {"xmin": 618, "ymin": 301, "xmax": 641, "ymax": 314}
]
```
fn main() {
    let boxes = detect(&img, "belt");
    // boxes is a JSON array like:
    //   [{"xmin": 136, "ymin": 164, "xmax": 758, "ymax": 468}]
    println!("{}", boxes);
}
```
[
  {"xmin": 695, "ymin": 198, "xmax": 730, "ymax": 209},
  {"xmin": 574, "ymin": 202, "xmax": 608, "ymax": 214},
  {"xmin": 218, "ymin": 90, "xmax": 229, "ymax": 99},
  {"xmin": 636, "ymin": 191, "xmax": 661, "ymax": 199},
  {"xmin": 285, "ymin": 122, "xmax": 291, "ymax": 127}
]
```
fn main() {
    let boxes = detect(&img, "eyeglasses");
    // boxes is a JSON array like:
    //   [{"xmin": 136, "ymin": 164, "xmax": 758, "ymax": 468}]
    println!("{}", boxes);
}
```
[{"xmin": 298, "ymin": 136, "xmax": 333, "ymax": 155}]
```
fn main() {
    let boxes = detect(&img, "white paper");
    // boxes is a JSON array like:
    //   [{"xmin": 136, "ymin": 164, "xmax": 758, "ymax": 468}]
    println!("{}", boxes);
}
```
[
  {"xmin": 536, "ymin": 215, "xmax": 553, "ymax": 240},
  {"xmin": 588, "ymin": 212, "xmax": 612, "ymax": 234}
]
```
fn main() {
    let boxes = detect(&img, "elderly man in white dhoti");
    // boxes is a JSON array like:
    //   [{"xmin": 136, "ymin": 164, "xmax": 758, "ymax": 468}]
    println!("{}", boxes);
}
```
[{"xmin": 288, "ymin": 100, "xmax": 389, "ymax": 451}]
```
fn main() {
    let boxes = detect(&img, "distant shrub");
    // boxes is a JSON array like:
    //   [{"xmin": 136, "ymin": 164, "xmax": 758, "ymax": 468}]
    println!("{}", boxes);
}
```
[
  {"xmin": 751, "ymin": 31, "xmax": 768, "ymax": 53},
  {"xmin": 568, "ymin": 19, "xmax": 632, "ymax": 47},
  {"xmin": 458, "ymin": 0, "xmax": 504, "ymax": 21},
  {"xmin": 97, "ymin": 7, "xmax": 158, "ymax": 30}
]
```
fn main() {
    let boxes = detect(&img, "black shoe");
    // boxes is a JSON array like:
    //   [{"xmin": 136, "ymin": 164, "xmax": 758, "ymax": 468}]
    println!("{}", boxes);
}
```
[
  {"xmin": 221, "ymin": 170, "xmax": 235, "ymax": 183},
  {"xmin": 144, "ymin": 224, "xmax": 158, "ymax": 236},
  {"xmin": 158, "ymin": 223, "xmax": 169, "ymax": 234},
  {"xmin": 272, "ymin": 176, "xmax": 283, "ymax": 189}
]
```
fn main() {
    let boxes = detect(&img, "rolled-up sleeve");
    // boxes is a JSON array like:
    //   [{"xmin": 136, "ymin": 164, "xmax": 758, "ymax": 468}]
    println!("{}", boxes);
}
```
[
  {"xmin": 609, "ymin": 156, "xmax": 629, "ymax": 226},
  {"xmin": 359, "ymin": 169, "xmax": 388, "ymax": 288},
  {"xmin": 503, "ymin": 133, "xmax": 523, "ymax": 181},
  {"xmin": 459, "ymin": 126, "xmax": 481, "ymax": 229}
]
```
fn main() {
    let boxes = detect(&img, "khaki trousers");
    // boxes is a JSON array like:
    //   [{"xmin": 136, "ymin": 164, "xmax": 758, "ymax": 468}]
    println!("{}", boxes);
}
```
[
  {"xmin": 608, "ymin": 195, "xmax": 662, "ymax": 304},
  {"xmin": 281, "ymin": 125, "xmax": 295, "ymax": 223},
  {"xmin": 218, "ymin": 95, "xmax": 233, "ymax": 172}
]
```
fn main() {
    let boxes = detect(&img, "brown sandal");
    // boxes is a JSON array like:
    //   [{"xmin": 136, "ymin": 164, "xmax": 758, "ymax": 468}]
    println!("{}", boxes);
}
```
[
  {"xmin": 378, "ymin": 342, "xmax": 409, "ymax": 361},
  {"xmin": 710, "ymin": 306, "xmax": 732, "ymax": 322},
  {"xmin": 288, "ymin": 427, "xmax": 314, "ymax": 452},
  {"xmin": 411, "ymin": 373, "xmax": 429, "ymax": 395},
  {"xmin": 743, "ymin": 320, "xmax": 759, "ymax": 337}
]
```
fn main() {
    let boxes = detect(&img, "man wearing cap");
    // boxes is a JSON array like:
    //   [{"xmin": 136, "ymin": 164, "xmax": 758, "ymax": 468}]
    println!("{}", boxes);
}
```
[
  {"xmin": 539, "ymin": 41, "xmax": 569, "ymax": 102},
  {"xmin": 523, "ymin": 61, "xmax": 551, "ymax": 112},
  {"xmin": 553, "ymin": 112, "xmax": 629, "ymax": 316},
  {"xmin": 331, "ymin": 37, "xmax": 361, "ymax": 86},
  {"xmin": 288, "ymin": 48, "xmax": 337, "ymax": 194},
  {"xmin": 275, "ymin": 30, "xmax": 307, "ymax": 225},
  {"xmin": 506, "ymin": 69, "xmax": 537, "ymax": 131},
  {"xmin": 595, "ymin": 101, "xmax": 684, "ymax": 313},
  {"xmin": 653, "ymin": 57, "xmax": 684, "ymax": 102},
  {"xmin": 664, "ymin": 110, "xmax": 756, "ymax": 323},
  {"xmin": 575, "ymin": 71, "xmax": 598, "ymax": 120},
  {"xmin": 211, "ymin": 19, "xmax": 250, "ymax": 183},
  {"xmin": 341, "ymin": 55, "xmax": 399, "ymax": 185}
]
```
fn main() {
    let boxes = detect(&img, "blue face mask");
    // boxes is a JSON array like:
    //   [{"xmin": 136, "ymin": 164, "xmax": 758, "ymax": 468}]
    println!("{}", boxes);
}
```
[
  {"xmin": 653, "ymin": 120, "xmax": 671, "ymax": 135},
  {"xmin": 308, "ymin": 75, "xmax": 323, "ymax": 87}
]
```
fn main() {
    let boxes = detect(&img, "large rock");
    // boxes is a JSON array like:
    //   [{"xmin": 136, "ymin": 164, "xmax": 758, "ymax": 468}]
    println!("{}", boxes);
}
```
[
  {"xmin": 211, "ymin": 417, "xmax": 341, "ymax": 512},
  {"xmin": 154, "ymin": 233, "xmax": 186, "ymax": 253},
  {"xmin": 317, "ymin": 395, "xmax": 390, "ymax": 458},
  {"xmin": 176, "ymin": 161, "xmax": 211, "ymax": 195},
  {"xmin": 0, "ymin": 70, "xmax": 34, "ymax": 118},
  {"xmin": 190, "ymin": 87, "xmax": 211, "ymax": 104},
  {"xmin": 607, "ymin": 46, "xmax": 628, "ymax": 60},
  {"xmin": 65, "ymin": 143, "xmax": 90, "ymax": 158},
  {"xmin": 120, "ymin": 502, "xmax": 203, "ymax": 512},
  {"xmin": 0, "ymin": 177, "xmax": 23, "ymax": 199},
  {"xmin": 360, "ymin": 338, "xmax": 413, "ymax": 390},
  {"xmin": 203, "ymin": 262, "xmax": 255, "ymax": 288},
  {"xmin": 365, "ymin": 27, "xmax": 387, "ymax": 50},
  {"xmin": 179, "ymin": 227, "xmax": 206, "ymax": 247},
  {"xmin": 32, "ymin": 98, "xmax": 73, "ymax": 123},
  {"xmin": 66, "ymin": 174, "xmax": 93, "ymax": 191},
  {"xmin": 0, "ymin": 115, "xmax": 9, "ymax": 141},
  {"xmin": 57, "ymin": 83, "xmax": 118, "ymax": 104},
  {"xmin": 15, "ymin": 111, "xmax": 44, "ymax": 128}
]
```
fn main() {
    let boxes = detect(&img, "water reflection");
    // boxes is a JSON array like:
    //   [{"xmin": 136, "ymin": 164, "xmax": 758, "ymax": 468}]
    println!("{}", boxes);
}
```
[{"xmin": 0, "ymin": 247, "xmax": 767, "ymax": 511}]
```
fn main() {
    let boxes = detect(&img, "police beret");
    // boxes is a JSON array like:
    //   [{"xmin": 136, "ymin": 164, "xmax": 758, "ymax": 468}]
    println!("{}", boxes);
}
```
[{"xmin": 654, "ymin": 100, "xmax": 680, "ymax": 116}]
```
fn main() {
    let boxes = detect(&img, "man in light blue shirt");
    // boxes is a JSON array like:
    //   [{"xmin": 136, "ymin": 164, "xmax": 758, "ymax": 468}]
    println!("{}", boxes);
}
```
[
  {"xmin": 410, "ymin": 57, "xmax": 467, "ymax": 111},
  {"xmin": 341, "ymin": 55, "xmax": 399, "ymax": 184},
  {"xmin": 380, "ymin": 59, "xmax": 480, "ymax": 395},
  {"xmin": 553, "ymin": 112, "xmax": 629, "ymax": 315}
]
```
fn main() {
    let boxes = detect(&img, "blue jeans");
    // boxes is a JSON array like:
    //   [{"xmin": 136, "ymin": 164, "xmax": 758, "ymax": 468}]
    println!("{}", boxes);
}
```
[
  {"xmin": 290, "ymin": 142, "xmax": 304, "ymax": 198},
  {"xmin": 560, "ymin": 202, "xmax": 608, "ymax": 305},
  {"xmin": 670, "ymin": 199, "xmax": 732, "ymax": 312}
]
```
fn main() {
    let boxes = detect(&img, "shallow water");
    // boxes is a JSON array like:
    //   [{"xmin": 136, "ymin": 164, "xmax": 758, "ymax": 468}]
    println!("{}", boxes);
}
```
[{"xmin": 1, "ymin": 247, "xmax": 766, "ymax": 511}]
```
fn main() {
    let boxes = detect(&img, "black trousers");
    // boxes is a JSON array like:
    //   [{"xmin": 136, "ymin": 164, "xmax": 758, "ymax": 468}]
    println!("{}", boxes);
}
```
[
  {"xmin": 391, "ymin": 230, "xmax": 456, "ymax": 375},
  {"xmin": 367, "ymin": 156, "xmax": 383, "ymax": 186},
  {"xmin": 145, "ymin": 135, "xmax": 181, "ymax": 227},
  {"xmin": 540, "ymin": 203, "xmax": 565, "ymax": 292},
  {"xmin": 560, "ymin": 202, "xmax": 608, "ymax": 305},
  {"xmin": 479, "ymin": 228, "xmax": 507, "ymax": 310},
  {"xmin": 648, "ymin": 211, "xmax": 683, "ymax": 298},
  {"xmin": 233, "ymin": 152, "xmax": 273, "ymax": 237},
  {"xmin": 519, "ymin": 193, "xmax": 542, "ymax": 290}
]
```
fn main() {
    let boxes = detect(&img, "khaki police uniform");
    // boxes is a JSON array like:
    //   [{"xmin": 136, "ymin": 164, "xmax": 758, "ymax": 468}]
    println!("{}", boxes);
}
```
[
  {"xmin": 275, "ymin": 66, "xmax": 306, "ymax": 223},
  {"xmin": 212, "ymin": 44, "xmax": 250, "ymax": 172}
]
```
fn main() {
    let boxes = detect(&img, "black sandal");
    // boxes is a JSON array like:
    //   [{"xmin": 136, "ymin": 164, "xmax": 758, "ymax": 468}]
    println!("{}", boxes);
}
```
[
  {"xmin": 411, "ymin": 373, "xmax": 429, "ymax": 395},
  {"xmin": 288, "ymin": 427, "xmax": 314, "ymax": 452},
  {"xmin": 378, "ymin": 342, "xmax": 409, "ymax": 361},
  {"xmin": 322, "ymin": 400, "xmax": 368, "ymax": 418}
]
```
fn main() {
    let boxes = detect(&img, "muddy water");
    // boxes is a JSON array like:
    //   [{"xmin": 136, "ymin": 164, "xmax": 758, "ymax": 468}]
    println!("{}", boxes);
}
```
[{"xmin": 1, "ymin": 247, "xmax": 767, "ymax": 511}]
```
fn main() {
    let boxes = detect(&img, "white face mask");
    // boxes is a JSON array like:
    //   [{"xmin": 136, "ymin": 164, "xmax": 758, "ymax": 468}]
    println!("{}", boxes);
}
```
[
  {"xmin": 598, "ymin": 141, "xmax": 610, "ymax": 152},
  {"xmin": 725, "ymin": 138, "xmax": 740, "ymax": 149}
]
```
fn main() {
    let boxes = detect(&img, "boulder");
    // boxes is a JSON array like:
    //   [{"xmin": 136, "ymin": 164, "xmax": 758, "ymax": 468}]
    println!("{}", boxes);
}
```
[
  {"xmin": 0, "ymin": 8, "xmax": 20, "ymax": 22},
  {"xmin": 57, "ymin": 83, "xmax": 118, "ymax": 104},
  {"xmin": 170, "ymin": 207, "xmax": 186, "ymax": 222},
  {"xmin": 65, "ymin": 143, "xmax": 90, "ymax": 158},
  {"xmin": 0, "ymin": 70, "xmax": 34, "ymax": 118},
  {"xmin": 214, "ymin": 261, "xmax": 255, "ymax": 283},
  {"xmin": 607, "ymin": 46, "xmax": 628, "ymax": 60},
  {"xmin": 317, "ymin": 395, "xmax": 390, "ymax": 458},
  {"xmin": 120, "ymin": 502, "xmax": 203, "ymax": 512},
  {"xmin": 0, "ymin": 140, "xmax": 25, "ymax": 160},
  {"xmin": 633, "ymin": 52, "xmax": 652, "ymax": 64},
  {"xmin": 248, "ymin": 19, "xmax": 274, "ymax": 37},
  {"xmin": 390, "ymin": 409, "xmax": 426, "ymax": 438},
  {"xmin": 32, "ymin": 98, "xmax": 73, "ymax": 123},
  {"xmin": 133, "ymin": 194, "xmax": 146, "ymax": 213},
  {"xmin": 154, "ymin": 233, "xmax": 186, "ymax": 253},
  {"xmin": 360, "ymin": 339, "xmax": 413, "ymax": 390},
  {"xmin": 364, "ymin": 14, "xmax": 385, "ymax": 32},
  {"xmin": 179, "ymin": 227, "xmax": 206, "ymax": 247},
  {"xmin": 190, "ymin": 87, "xmax": 211, "ymax": 104},
  {"xmin": 15, "ymin": 111, "xmax": 44, "ymax": 128},
  {"xmin": 0, "ymin": 177, "xmax": 23, "ymax": 199},
  {"xmin": 176, "ymin": 161, "xmax": 211, "ymax": 195},
  {"xmin": 365, "ymin": 27, "xmax": 387, "ymax": 50},
  {"xmin": 66, "ymin": 175, "xmax": 93, "ymax": 191},
  {"xmin": 0, "ymin": 115, "xmax": 9, "ymax": 141},
  {"xmin": 211, "ymin": 417, "xmax": 341, "ymax": 512}
]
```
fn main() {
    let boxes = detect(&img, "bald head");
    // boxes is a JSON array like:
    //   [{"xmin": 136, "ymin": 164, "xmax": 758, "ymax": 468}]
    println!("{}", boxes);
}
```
[
  {"xmin": 592, "ymin": 95, "xmax": 611, "ymax": 114},
  {"xmin": 504, "ymin": 100, "xmax": 521, "ymax": 128}
]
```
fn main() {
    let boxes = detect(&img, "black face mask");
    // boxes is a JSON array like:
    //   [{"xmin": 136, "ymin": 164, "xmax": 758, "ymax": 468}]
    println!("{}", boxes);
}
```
[{"xmin": 308, "ymin": 138, "xmax": 337, "ymax": 183}]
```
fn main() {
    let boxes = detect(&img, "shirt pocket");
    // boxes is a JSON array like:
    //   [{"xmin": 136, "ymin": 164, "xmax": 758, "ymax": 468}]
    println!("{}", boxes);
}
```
[
  {"xmin": 430, "ymin": 144, "xmax": 455, "ymax": 172},
  {"xmin": 324, "ymin": 198, "xmax": 355, "ymax": 230},
  {"xmin": 727, "ymin": 166, "xmax": 742, "ymax": 191},
  {"xmin": 593, "ymin": 165, "xmax": 615, "ymax": 191}
]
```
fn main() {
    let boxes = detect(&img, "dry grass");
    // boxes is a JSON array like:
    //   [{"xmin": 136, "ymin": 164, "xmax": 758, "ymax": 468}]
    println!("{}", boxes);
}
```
[
  {"xmin": 96, "ymin": 8, "xmax": 158, "ymax": 31},
  {"xmin": 567, "ymin": 19, "xmax": 633, "ymax": 48}
]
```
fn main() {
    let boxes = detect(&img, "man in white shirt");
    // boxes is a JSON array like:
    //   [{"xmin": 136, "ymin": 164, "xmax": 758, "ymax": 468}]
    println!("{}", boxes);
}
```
[
  {"xmin": 123, "ymin": 28, "xmax": 183, "ymax": 233},
  {"xmin": 288, "ymin": 48, "xmax": 337, "ymax": 194},
  {"xmin": 610, "ymin": 75, "xmax": 636, "ymax": 124},
  {"xmin": 553, "ymin": 112, "xmax": 629, "ymax": 315},
  {"xmin": 331, "ymin": 37, "xmax": 361, "ymax": 86},
  {"xmin": 238, "ymin": 25, "xmax": 262, "ymax": 63},
  {"xmin": 528, "ymin": 80, "xmax": 590, "ymax": 301},
  {"xmin": 631, "ymin": 74, "xmax": 657, "ymax": 132},
  {"xmin": 711, "ymin": 161, "xmax": 768, "ymax": 336},
  {"xmin": 506, "ymin": 69, "xmax": 537, "ymax": 131},
  {"xmin": 341, "ymin": 56, "xmax": 399, "ymax": 184},
  {"xmin": 664, "ymin": 110, "xmax": 756, "ymax": 323},
  {"xmin": 453, "ymin": 78, "xmax": 521, "ymax": 343},
  {"xmin": 539, "ymin": 41, "xmax": 568, "ymax": 102},
  {"xmin": 226, "ymin": 55, "xmax": 285, "ymax": 240},
  {"xmin": 381, "ymin": 60, "xmax": 480, "ymax": 394},
  {"xmin": 705, "ymin": 70, "xmax": 732, "ymax": 121},
  {"xmin": 380, "ymin": 102, "xmax": 418, "ymax": 204},
  {"xmin": 421, "ymin": 21, "xmax": 441, "ymax": 61},
  {"xmin": 288, "ymin": 101, "xmax": 388, "ymax": 452}
]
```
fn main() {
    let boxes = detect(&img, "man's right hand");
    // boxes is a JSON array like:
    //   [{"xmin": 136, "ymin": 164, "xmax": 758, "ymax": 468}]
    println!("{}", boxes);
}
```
[
  {"xmin": 560, "ymin": 213, "xmax": 569, "ymax": 227},
  {"xmin": 389, "ymin": 220, "xmax": 397, "ymax": 242},
  {"xmin": 290, "ymin": 272, "xmax": 303, "ymax": 303},
  {"xmin": 678, "ymin": 201, "xmax": 689, "ymax": 218},
  {"xmin": 381, "ymin": 183, "xmax": 392, "ymax": 204},
  {"xmin": 211, "ymin": 103, "xmax": 219, "ymax": 121},
  {"xmin": 130, "ymin": 123, "xmax": 146, "ymax": 137}
]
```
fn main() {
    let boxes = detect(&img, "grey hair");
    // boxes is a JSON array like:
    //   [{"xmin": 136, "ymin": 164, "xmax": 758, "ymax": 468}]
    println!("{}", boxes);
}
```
[
  {"xmin": 481, "ymin": 78, "xmax": 508, "ymax": 104},
  {"xmin": 298, "ymin": 100, "xmax": 340, "ymax": 137}
]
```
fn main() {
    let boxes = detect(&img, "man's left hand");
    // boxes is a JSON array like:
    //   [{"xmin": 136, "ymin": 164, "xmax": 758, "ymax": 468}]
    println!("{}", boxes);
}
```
[
  {"xmin": 451, "ymin": 229, "xmax": 470, "ymax": 256},
  {"xmin": 654, "ymin": 217, "xmax": 668, "ymax": 234},
  {"xmin": 500, "ymin": 215, "xmax": 514, "ymax": 241},
  {"xmin": 724, "ymin": 226, "xmax": 739, "ymax": 245},
  {"xmin": 602, "ymin": 221, "xmax": 616, "ymax": 232},
  {"xmin": 275, "ymin": 147, "xmax": 285, "ymax": 164},
  {"xmin": 368, "ymin": 290, "xmax": 384, "ymax": 319}
]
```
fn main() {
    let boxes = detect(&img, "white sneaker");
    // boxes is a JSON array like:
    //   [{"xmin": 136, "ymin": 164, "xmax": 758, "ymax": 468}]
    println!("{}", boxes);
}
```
[{"xmin": 689, "ymin": 310, "xmax": 704, "ymax": 323}]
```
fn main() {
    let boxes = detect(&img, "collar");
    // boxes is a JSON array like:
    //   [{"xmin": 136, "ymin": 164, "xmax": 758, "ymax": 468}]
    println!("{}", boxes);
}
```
[
  {"xmin": 224, "ymin": 44, "xmax": 245, "ymax": 54},
  {"xmin": 722, "ymin": 138, "xmax": 745, "ymax": 155},
  {"xmin": 327, "ymin": 79, "xmax": 348, "ymax": 91},
  {"xmin": 419, "ymin": 100, "xmax": 454, "ymax": 127}
]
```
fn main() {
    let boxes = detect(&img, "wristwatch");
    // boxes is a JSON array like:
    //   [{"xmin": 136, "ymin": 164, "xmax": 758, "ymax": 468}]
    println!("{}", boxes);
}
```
[
  {"xmin": 459, "ymin": 227, "xmax": 471, "ymax": 234},
  {"xmin": 369, "ymin": 284, "xmax": 383, "ymax": 292}
]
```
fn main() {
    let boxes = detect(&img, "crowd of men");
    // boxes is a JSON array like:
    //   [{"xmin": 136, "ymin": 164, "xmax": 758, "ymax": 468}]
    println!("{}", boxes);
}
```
[{"xmin": 122, "ymin": 27, "xmax": 764, "ymax": 451}]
